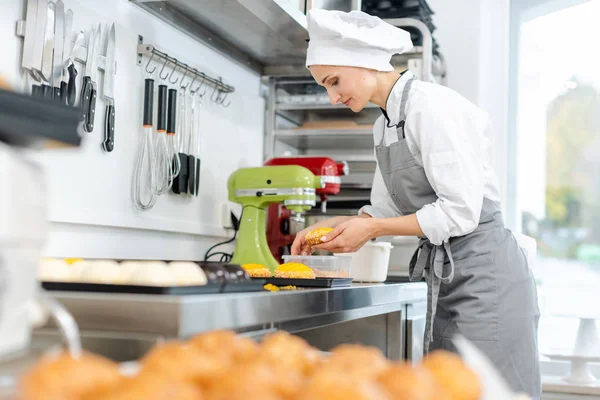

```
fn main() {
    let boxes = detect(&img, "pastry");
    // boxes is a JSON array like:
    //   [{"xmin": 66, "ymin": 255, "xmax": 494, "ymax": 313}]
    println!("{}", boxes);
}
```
[
  {"xmin": 323, "ymin": 344, "xmax": 389, "ymax": 379},
  {"xmin": 421, "ymin": 350, "xmax": 481, "ymax": 400},
  {"xmin": 378, "ymin": 363, "xmax": 446, "ymax": 400},
  {"xmin": 139, "ymin": 340, "xmax": 229, "ymax": 386},
  {"xmin": 298, "ymin": 369, "xmax": 389, "ymax": 400},
  {"xmin": 258, "ymin": 331, "xmax": 321, "ymax": 377},
  {"xmin": 38, "ymin": 259, "xmax": 73, "ymax": 282},
  {"xmin": 168, "ymin": 261, "xmax": 207, "ymax": 286},
  {"xmin": 274, "ymin": 262, "xmax": 316, "ymax": 279},
  {"xmin": 242, "ymin": 263, "xmax": 272, "ymax": 278},
  {"xmin": 128, "ymin": 261, "xmax": 175, "ymax": 286},
  {"xmin": 79, "ymin": 260, "xmax": 121, "ymax": 284},
  {"xmin": 19, "ymin": 351, "xmax": 122, "ymax": 400},
  {"xmin": 304, "ymin": 227, "xmax": 334, "ymax": 246}
]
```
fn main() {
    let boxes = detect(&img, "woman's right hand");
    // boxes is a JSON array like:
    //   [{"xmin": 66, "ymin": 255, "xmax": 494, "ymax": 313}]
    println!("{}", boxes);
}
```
[{"xmin": 291, "ymin": 217, "xmax": 346, "ymax": 255}]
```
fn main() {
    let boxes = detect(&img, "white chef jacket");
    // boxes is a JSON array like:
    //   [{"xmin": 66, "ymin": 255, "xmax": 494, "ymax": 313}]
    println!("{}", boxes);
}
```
[{"xmin": 359, "ymin": 71, "xmax": 502, "ymax": 246}]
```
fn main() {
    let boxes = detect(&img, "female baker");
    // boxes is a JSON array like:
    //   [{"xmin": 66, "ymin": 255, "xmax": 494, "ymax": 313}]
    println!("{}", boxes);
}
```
[{"xmin": 291, "ymin": 8, "xmax": 541, "ymax": 398}]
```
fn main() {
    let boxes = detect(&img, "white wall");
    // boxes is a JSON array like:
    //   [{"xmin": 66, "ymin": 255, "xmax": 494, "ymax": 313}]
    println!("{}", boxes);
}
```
[
  {"xmin": 427, "ymin": 0, "xmax": 511, "ymax": 218},
  {"xmin": 0, "ymin": 0, "xmax": 265, "ymax": 260}
]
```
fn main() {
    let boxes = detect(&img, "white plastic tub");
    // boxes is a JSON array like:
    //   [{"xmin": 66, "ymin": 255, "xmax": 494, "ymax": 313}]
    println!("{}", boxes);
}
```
[{"xmin": 348, "ymin": 241, "xmax": 393, "ymax": 282}]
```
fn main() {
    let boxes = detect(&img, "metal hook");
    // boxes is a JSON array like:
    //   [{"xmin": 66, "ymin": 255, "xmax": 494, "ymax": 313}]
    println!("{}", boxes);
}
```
[
  {"xmin": 191, "ymin": 73, "xmax": 208, "ymax": 97},
  {"xmin": 210, "ymin": 84, "xmax": 221, "ymax": 103},
  {"xmin": 145, "ymin": 52, "xmax": 156, "ymax": 74},
  {"xmin": 168, "ymin": 64, "xmax": 180, "ymax": 85},
  {"xmin": 179, "ymin": 68, "xmax": 191, "ymax": 89},
  {"xmin": 159, "ymin": 58, "xmax": 171, "ymax": 80},
  {"xmin": 219, "ymin": 91, "xmax": 231, "ymax": 107}
]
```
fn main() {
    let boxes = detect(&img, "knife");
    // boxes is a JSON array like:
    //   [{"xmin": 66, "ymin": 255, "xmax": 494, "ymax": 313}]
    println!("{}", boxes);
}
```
[
  {"xmin": 81, "ymin": 25, "xmax": 99, "ymax": 131},
  {"xmin": 22, "ymin": 0, "xmax": 39, "ymax": 88},
  {"xmin": 40, "ymin": 0, "xmax": 54, "ymax": 98},
  {"xmin": 102, "ymin": 23, "xmax": 116, "ymax": 152},
  {"xmin": 52, "ymin": 0, "xmax": 64, "ymax": 101},
  {"xmin": 65, "ymin": 31, "xmax": 83, "ymax": 106},
  {"xmin": 59, "ymin": 7, "xmax": 72, "ymax": 104},
  {"xmin": 31, "ymin": 0, "xmax": 47, "ymax": 83}
]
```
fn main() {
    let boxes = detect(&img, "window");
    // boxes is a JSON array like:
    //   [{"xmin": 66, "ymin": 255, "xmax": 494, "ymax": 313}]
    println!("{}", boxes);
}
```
[{"xmin": 512, "ymin": 0, "xmax": 600, "ymax": 370}]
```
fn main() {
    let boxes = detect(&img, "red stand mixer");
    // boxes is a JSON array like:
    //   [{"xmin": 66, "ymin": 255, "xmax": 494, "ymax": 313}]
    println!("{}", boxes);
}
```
[{"xmin": 264, "ymin": 157, "xmax": 349, "ymax": 263}]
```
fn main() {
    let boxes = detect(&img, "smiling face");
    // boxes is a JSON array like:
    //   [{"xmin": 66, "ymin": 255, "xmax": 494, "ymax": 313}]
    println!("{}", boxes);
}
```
[{"xmin": 309, "ymin": 65, "xmax": 378, "ymax": 112}]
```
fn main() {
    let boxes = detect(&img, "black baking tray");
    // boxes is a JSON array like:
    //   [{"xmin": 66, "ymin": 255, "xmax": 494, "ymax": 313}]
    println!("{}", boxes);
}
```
[
  {"xmin": 41, "ymin": 281, "xmax": 223, "ymax": 295},
  {"xmin": 222, "ymin": 279, "xmax": 267, "ymax": 293},
  {"xmin": 259, "ymin": 277, "xmax": 353, "ymax": 288}
]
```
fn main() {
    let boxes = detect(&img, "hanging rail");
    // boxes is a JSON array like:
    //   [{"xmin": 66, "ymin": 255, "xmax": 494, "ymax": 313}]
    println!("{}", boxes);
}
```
[{"xmin": 137, "ymin": 43, "xmax": 235, "ymax": 95}]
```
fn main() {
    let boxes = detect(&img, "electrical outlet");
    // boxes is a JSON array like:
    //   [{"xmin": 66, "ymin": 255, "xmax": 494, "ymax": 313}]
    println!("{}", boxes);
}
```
[
  {"xmin": 220, "ymin": 202, "xmax": 241, "ymax": 229},
  {"xmin": 220, "ymin": 202, "xmax": 234, "ymax": 229}
]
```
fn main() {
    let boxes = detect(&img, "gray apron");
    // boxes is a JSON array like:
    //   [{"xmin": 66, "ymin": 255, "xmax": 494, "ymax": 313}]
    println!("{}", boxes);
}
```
[{"xmin": 376, "ymin": 77, "xmax": 542, "ymax": 398}]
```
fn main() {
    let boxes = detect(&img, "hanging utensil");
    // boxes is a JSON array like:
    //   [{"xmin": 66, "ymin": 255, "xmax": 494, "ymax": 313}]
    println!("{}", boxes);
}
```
[
  {"xmin": 102, "ymin": 23, "xmax": 116, "ymax": 152},
  {"xmin": 39, "ymin": 1, "xmax": 54, "ymax": 98},
  {"xmin": 172, "ymin": 90, "xmax": 188, "ymax": 195},
  {"xmin": 59, "ymin": 7, "xmax": 72, "ymax": 104},
  {"xmin": 132, "ymin": 77, "xmax": 156, "ymax": 211},
  {"xmin": 31, "ymin": 0, "xmax": 47, "ymax": 85},
  {"xmin": 81, "ymin": 25, "xmax": 99, "ymax": 131},
  {"xmin": 193, "ymin": 93, "xmax": 202, "ymax": 196},
  {"xmin": 22, "ymin": 0, "xmax": 39, "ymax": 91},
  {"xmin": 52, "ymin": 0, "xmax": 64, "ymax": 100},
  {"xmin": 152, "ymin": 84, "xmax": 171, "ymax": 195},
  {"xmin": 64, "ymin": 31, "xmax": 83, "ymax": 107}
]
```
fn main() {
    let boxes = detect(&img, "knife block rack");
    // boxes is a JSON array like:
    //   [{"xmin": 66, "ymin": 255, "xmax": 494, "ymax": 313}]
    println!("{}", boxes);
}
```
[
  {"xmin": 15, "ymin": 22, "xmax": 117, "ymax": 75},
  {"xmin": 136, "ymin": 40, "xmax": 234, "ymax": 105}
]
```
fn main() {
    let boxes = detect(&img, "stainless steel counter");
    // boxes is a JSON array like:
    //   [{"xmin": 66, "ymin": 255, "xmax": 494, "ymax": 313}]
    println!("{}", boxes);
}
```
[{"xmin": 47, "ymin": 282, "xmax": 427, "ymax": 338}]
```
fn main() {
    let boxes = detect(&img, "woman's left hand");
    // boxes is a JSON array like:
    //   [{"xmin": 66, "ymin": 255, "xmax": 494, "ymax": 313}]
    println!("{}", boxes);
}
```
[{"xmin": 312, "ymin": 218, "xmax": 376, "ymax": 253}]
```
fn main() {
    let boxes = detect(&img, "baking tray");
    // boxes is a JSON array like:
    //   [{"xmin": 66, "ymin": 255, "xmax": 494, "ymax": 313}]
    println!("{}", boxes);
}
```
[
  {"xmin": 222, "ymin": 280, "xmax": 267, "ymax": 293},
  {"xmin": 41, "ymin": 281, "xmax": 223, "ymax": 295},
  {"xmin": 259, "ymin": 277, "xmax": 353, "ymax": 288}
]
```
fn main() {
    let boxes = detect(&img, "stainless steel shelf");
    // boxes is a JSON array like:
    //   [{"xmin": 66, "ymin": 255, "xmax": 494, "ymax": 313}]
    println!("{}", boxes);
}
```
[
  {"xmin": 275, "ymin": 128, "xmax": 374, "ymax": 150},
  {"xmin": 131, "ymin": 0, "xmax": 308, "ymax": 74}
]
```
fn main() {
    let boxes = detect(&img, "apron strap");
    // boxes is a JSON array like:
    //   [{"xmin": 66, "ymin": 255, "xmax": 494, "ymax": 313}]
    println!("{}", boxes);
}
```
[
  {"xmin": 408, "ymin": 238, "xmax": 456, "ymax": 353},
  {"xmin": 378, "ymin": 77, "xmax": 415, "ymax": 146}
]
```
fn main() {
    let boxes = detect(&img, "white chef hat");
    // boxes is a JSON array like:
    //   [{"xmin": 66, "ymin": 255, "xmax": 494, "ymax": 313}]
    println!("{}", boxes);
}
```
[{"xmin": 306, "ymin": 9, "xmax": 413, "ymax": 72}]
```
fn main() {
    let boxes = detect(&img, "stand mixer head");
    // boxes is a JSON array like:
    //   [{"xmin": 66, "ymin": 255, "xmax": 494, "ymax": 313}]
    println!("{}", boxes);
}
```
[{"xmin": 227, "ymin": 165, "xmax": 324, "ymax": 271}]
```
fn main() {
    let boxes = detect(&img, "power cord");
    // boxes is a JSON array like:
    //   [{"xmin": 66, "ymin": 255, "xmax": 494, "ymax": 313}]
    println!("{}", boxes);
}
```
[{"xmin": 203, "ymin": 205, "xmax": 261, "ymax": 262}]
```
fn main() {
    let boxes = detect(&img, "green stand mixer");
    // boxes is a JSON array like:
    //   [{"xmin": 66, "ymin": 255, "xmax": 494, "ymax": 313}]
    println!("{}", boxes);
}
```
[{"xmin": 227, "ymin": 165, "xmax": 324, "ymax": 271}]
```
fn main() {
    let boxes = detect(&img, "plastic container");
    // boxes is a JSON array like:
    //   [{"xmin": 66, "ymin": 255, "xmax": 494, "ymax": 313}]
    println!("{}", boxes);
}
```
[
  {"xmin": 281, "ymin": 255, "xmax": 352, "ymax": 278},
  {"xmin": 348, "ymin": 241, "xmax": 393, "ymax": 283}
]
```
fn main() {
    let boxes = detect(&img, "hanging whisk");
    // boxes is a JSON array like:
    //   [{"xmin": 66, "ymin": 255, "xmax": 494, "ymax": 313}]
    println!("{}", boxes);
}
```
[{"xmin": 132, "ymin": 57, "xmax": 157, "ymax": 211}]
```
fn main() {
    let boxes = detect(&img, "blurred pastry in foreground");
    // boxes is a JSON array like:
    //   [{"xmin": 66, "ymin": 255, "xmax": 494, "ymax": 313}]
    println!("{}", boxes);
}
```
[
  {"xmin": 378, "ymin": 363, "xmax": 446, "ymax": 400},
  {"xmin": 139, "ymin": 340, "xmax": 229, "ymax": 386},
  {"xmin": 298, "ymin": 369, "xmax": 390, "ymax": 400},
  {"xmin": 207, "ymin": 360, "xmax": 285, "ymax": 400},
  {"xmin": 421, "ymin": 350, "xmax": 481, "ymax": 400},
  {"xmin": 323, "ymin": 344, "xmax": 389, "ymax": 379},
  {"xmin": 91, "ymin": 373, "xmax": 202, "ymax": 400},
  {"xmin": 274, "ymin": 262, "xmax": 315, "ymax": 279},
  {"xmin": 242, "ymin": 263, "xmax": 272, "ymax": 278},
  {"xmin": 19, "ymin": 351, "xmax": 122, "ymax": 400},
  {"xmin": 304, "ymin": 227, "xmax": 334, "ymax": 246},
  {"xmin": 258, "ymin": 331, "xmax": 321, "ymax": 377},
  {"xmin": 190, "ymin": 329, "xmax": 259, "ymax": 364}
]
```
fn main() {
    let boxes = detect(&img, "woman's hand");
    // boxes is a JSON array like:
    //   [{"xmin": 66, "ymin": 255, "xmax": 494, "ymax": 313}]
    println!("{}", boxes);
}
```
[
  {"xmin": 312, "ymin": 218, "xmax": 377, "ymax": 253},
  {"xmin": 291, "ymin": 220, "xmax": 336, "ymax": 256}
]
